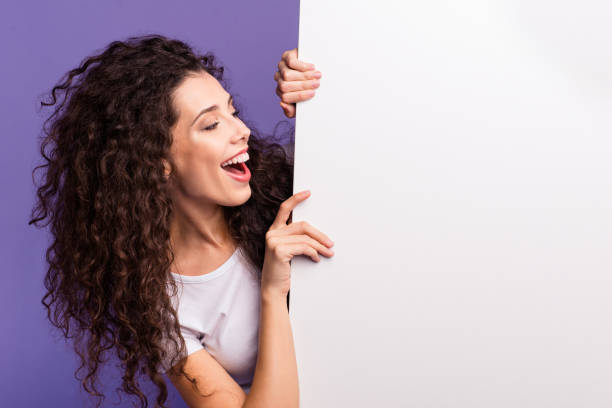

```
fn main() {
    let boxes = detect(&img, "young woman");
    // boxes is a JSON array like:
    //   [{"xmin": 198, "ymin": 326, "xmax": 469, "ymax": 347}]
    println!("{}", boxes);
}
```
[{"xmin": 29, "ymin": 34, "xmax": 332, "ymax": 408}]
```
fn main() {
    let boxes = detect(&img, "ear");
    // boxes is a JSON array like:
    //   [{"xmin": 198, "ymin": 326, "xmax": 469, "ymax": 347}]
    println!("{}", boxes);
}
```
[{"xmin": 162, "ymin": 158, "xmax": 172, "ymax": 178}]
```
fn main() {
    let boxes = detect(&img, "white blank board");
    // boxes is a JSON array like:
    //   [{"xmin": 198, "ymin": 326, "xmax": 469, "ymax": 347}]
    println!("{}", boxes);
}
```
[{"xmin": 288, "ymin": 1, "xmax": 612, "ymax": 407}]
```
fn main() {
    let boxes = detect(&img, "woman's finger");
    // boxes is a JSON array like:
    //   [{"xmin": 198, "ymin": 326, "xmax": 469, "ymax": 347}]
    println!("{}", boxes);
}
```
[
  {"xmin": 265, "ymin": 239, "xmax": 320, "ymax": 265},
  {"xmin": 279, "ymin": 89, "xmax": 316, "ymax": 104},
  {"xmin": 275, "ymin": 68, "xmax": 321, "ymax": 83},
  {"xmin": 277, "ymin": 77, "xmax": 320, "ymax": 94},
  {"xmin": 277, "ymin": 59, "xmax": 321, "ymax": 82},
  {"xmin": 282, "ymin": 48, "xmax": 315, "ymax": 72},
  {"xmin": 285, "ymin": 243, "xmax": 320, "ymax": 263},
  {"xmin": 280, "ymin": 101, "xmax": 295, "ymax": 118},
  {"xmin": 281, "ymin": 221, "xmax": 334, "ymax": 248},
  {"xmin": 275, "ymin": 81, "xmax": 318, "ymax": 104},
  {"xmin": 268, "ymin": 233, "xmax": 334, "ymax": 258},
  {"xmin": 275, "ymin": 77, "xmax": 316, "ymax": 103},
  {"xmin": 270, "ymin": 190, "xmax": 311, "ymax": 229}
]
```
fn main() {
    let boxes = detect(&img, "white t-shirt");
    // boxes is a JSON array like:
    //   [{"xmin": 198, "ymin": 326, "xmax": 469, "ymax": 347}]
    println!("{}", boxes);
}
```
[{"xmin": 164, "ymin": 246, "xmax": 261, "ymax": 394}]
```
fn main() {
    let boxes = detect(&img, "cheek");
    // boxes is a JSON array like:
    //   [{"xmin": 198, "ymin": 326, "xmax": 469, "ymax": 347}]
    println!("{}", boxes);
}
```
[
  {"xmin": 183, "ymin": 150, "xmax": 226, "ymax": 183},
  {"xmin": 182, "ymin": 156, "xmax": 221, "ymax": 179},
  {"xmin": 173, "ymin": 138, "xmax": 225, "ymax": 184}
]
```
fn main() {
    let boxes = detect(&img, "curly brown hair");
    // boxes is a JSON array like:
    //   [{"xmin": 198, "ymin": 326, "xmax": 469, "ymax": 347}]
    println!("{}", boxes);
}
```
[{"xmin": 28, "ymin": 34, "xmax": 294, "ymax": 407}]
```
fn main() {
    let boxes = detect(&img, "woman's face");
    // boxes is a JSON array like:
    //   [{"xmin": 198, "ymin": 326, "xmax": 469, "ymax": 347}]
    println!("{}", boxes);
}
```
[{"xmin": 167, "ymin": 71, "xmax": 252, "ymax": 207}]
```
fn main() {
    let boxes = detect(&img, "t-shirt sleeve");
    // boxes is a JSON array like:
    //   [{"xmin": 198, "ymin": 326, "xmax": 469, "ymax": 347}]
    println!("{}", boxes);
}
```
[
  {"xmin": 159, "ymin": 327, "xmax": 204, "ymax": 374},
  {"xmin": 181, "ymin": 327, "xmax": 205, "ymax": 356}
]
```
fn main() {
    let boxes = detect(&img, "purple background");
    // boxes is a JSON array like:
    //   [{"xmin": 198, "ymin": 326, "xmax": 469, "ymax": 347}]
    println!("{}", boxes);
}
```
[{"xmin": 1, "ymin": 1, "xmax": 299, "ymax": 406}]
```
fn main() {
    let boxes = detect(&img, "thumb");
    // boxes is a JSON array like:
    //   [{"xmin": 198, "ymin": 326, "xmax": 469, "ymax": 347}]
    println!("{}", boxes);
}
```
[
  {"xmin": 280, "ymin": 101, "xmax": 291, "ymax": 114},
  {"xmin": 281, "ymin": 103, "xmax": 296, "ymax": 118}
]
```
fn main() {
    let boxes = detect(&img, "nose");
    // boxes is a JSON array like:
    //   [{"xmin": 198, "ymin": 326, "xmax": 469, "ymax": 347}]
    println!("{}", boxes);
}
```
[{"xmin": 233, "ymin": 118, "xmax": 250, "ymax": 143}]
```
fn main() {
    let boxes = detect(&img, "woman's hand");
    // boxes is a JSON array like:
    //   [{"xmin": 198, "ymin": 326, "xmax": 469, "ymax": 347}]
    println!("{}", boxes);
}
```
[
  {"xmin": 261, "ymin": 190, "xmax": 335, "ymax": 298},
  {"xmin": 274, "ymin": 48, "xmax": 322, "ymax": 118}
]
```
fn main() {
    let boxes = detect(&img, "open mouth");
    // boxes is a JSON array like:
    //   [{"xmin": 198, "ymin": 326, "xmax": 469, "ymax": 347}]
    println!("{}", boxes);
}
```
[
  {"xmin": 221, "ymin": 161, "xmax": 247, "ymax": 175},
  {"xmin": 220, "ymin": 150, "xmax": 250, "ymax": 181}
]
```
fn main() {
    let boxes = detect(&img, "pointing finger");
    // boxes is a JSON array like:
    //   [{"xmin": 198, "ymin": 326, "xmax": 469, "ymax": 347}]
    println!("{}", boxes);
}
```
[{"xmin": 271, "ymin": 190, "xmax": 311, "ymax": 228}]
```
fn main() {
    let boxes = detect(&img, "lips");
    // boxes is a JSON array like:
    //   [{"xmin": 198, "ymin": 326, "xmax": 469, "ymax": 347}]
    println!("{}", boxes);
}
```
[{"xmin": 222, "ymin": 160, "xmax": 251, "ymax": 182}]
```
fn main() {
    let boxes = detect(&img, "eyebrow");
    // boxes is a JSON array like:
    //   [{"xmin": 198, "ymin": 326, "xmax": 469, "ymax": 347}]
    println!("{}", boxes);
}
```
[{"xmin": 190, "ymin": 94, "xmax": 233, "ymax": 127}]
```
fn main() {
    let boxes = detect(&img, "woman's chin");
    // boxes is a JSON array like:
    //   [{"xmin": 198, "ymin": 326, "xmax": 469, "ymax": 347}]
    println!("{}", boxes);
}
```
[{"xmin": 227, "ymin": 185, "xmax": 252, "ymax": 206}]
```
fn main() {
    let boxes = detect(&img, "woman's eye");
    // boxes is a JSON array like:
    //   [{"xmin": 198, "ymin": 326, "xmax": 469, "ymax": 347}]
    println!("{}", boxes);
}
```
[
  {"xmin": 203, "ymin": 122, "xmax": 219, "ymax": 131},
  {"xmin": 202, "ymin": 111, "xmax": 240, "ymax": 131}
]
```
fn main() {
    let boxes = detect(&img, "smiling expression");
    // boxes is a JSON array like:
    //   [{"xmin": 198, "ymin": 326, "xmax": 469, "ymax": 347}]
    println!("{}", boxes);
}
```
[{"xmin": 167, "ymin": 70, "xmax": 252, "ymax": 207}]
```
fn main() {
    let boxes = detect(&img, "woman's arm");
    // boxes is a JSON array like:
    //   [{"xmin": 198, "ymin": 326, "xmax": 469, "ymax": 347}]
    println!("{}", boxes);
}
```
[
  {"xmin": 168, "ymin": 347, "xmax": 247, "ymax": 407},
  {"xmin": 167, "ymin": 289, "xmax": 298, "ymax": 408},
  {"xmin": 247, "ymin": 190, "xmax": 335, "ymax": 406},
  {"xmin": 243, "ymin": 288, "xmax": 299, "ymax": 407}
]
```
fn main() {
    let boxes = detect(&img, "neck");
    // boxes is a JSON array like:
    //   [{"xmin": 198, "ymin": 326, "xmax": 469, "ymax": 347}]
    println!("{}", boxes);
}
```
[{"xmin": 169, "ymin": 196, "xmax": 235, "ymax": 261}]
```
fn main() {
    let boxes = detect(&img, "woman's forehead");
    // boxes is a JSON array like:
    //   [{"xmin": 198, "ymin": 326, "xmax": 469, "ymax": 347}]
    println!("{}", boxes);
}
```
[{"xmin": 174, "ymin": 72, "xmax": 227, "ymax": 116}]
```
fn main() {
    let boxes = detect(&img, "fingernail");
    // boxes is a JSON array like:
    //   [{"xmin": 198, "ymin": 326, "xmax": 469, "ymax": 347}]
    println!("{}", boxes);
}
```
[
  {"xmin": 314, "ymin": 71, "xmax": 322, "ymax": 78},
  {"xmin": 306, "ymin": 90, "xmax": 315, "ymax": 97}
]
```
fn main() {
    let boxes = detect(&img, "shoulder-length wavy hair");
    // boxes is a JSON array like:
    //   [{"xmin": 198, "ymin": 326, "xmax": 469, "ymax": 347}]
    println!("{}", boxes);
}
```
[{"xmin": 28, "ymin": 34, "xmax": 294, "ymax": 408}]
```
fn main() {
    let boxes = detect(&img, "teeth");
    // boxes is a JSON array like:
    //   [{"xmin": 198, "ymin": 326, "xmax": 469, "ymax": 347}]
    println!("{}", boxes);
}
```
[{"xmin": 221, "ymin": 152, "xmax": 249, "ymax": 167}]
